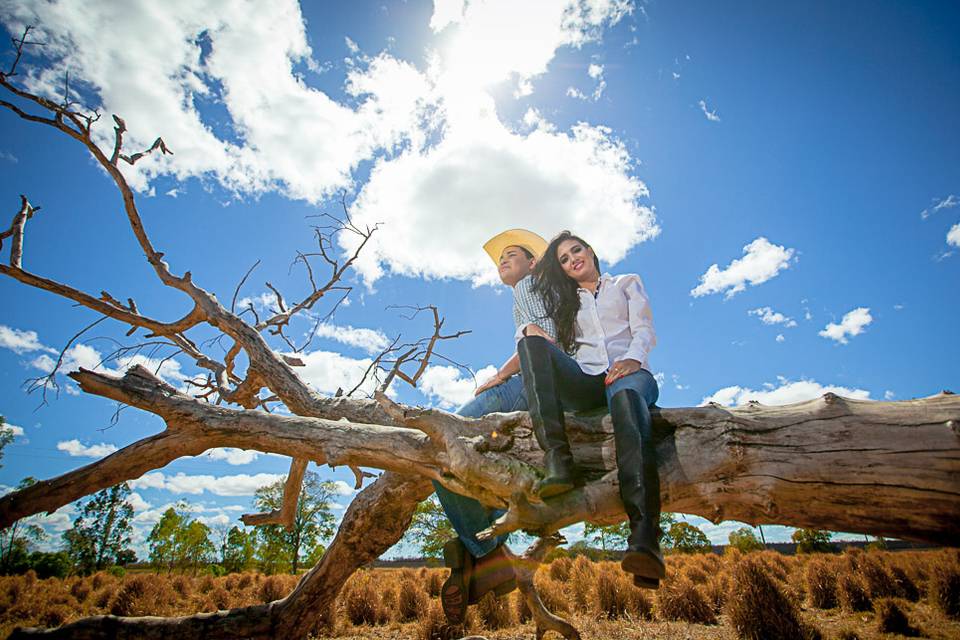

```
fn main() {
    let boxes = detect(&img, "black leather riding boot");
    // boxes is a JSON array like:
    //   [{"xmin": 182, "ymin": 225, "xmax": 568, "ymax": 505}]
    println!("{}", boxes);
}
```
[
  {"xmin": 518, "ymin": 336, "xmax": 579, "ymax": 498},
  {"xmin": 610, "ymin": 388, "xmax": 665, "ymax": 581}
]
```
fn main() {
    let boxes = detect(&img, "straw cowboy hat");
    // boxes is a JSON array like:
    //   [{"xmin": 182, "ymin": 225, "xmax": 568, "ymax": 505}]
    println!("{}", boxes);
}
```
[{"xmin": 482, "ymin": 229, "xmax": 548, "ymax": 265}]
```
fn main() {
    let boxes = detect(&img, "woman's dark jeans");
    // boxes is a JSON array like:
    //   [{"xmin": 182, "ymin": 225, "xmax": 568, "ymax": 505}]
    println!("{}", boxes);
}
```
[{"xmin": 517, "ymin": 335, "xmax": 660, "ymax": 549}]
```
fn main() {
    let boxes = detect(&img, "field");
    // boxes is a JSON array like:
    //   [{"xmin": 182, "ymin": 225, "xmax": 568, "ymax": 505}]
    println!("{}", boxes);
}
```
[{"xmin": 1, "ymin": 548, "xmax": 958, "ymax": 639}]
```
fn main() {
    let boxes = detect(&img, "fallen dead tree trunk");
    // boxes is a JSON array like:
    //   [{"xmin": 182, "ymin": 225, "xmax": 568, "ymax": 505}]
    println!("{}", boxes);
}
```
[
  {"xmin": 4, "ymin": 366, "xmax": 957, "ymax": 546},
  {"xmin": 5, "ymin": 367, "xmax": 958, "ymax": 639}
]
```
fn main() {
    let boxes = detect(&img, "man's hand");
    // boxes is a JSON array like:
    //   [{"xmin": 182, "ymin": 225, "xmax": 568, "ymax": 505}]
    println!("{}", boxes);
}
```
[
  {"xmin": 475, "ymin": 373, "xmax": 506, "ymax": 396},
  {"xmin": 605, "ymin": 358, "xmax": 641, "ymax": 385}
]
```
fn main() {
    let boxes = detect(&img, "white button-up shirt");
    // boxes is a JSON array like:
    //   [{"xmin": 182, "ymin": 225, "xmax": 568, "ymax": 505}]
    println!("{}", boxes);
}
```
[{"xmin": 573, "ymin": 273, "xmax": 656, "ymax": 375}]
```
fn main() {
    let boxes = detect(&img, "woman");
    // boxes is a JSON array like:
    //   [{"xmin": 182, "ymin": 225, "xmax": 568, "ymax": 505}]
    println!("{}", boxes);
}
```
[{"xmin": 517, "ymin": 231, "xmax": 663, "ymax": 588}]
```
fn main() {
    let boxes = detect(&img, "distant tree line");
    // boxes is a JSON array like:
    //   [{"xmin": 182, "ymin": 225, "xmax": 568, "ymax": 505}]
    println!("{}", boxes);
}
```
[
  {"xmin": 402, "ymin": 493, "xmax": 869, "ymax": 562},
  {"xmin": 0, "ymin": 433, "xmax": 339, "ymax": 579}
]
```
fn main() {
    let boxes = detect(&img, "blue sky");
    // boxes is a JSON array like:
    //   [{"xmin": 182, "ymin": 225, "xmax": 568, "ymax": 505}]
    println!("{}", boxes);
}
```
[{"xmin": 0, "ymin": 0, "xmax": 957, "ymax": 557}]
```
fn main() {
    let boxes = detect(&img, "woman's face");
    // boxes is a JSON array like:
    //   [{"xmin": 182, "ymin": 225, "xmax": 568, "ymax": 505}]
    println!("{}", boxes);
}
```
[{"xmin": 556, "ymin": 238, "xmax": 597, "ymax": 283}]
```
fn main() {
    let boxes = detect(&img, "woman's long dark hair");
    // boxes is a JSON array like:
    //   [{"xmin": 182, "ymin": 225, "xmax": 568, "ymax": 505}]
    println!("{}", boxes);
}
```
[{"xmin": 532, "ymin": 231, "xmax": 600, "ymax": 354}]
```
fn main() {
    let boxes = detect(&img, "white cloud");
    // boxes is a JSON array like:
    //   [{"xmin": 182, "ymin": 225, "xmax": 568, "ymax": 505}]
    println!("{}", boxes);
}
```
[
  {"xmin": 2, "ymin": 2, "xmax": 645, "ymax": 290},
  {"xmin": 430, "ymin": 0, "xmax": 466, "ymax": 32},
  {"xmin": 27, "ymin": 504, "xmax": 76, "ymax": 534},
  {"xmin": 198, "ymin": 514, "xmax": 231, "ymax": 527},
  {"xmin": 1, "ymin": 423, "xmax": 24, "ymax": 438},
  {"xmin": 920, "ymin": 194, "xmax": 958, "ymax": 219},
  {"xmin": 418, "ymin": 364, "xmax": 498, "ymax": 409},
  {"xmin": 126, "ymin": 492, "xmax": 152, "ymax": 511},
  {"xmin": 1, "ymin": 0, "xmax": 632, "ymax": 217},
  {"xmin": 0, "ymin": 325, "xmax": 55, "ymax": 354},
  {"xmin": 701, "ymin": 377, "xmax": 871, "ymax": 407},
  {"xmin": 24, "ymin": 336, "xmax": 188, "ymax": 389},
  {"xmin": 884, "ymin": 390, "xmax": 895, "ymax": 401},
  {"xmin": 338, "ymin": 0, "xmax": 650, "ymax": 286},
  {"xmin": 430, "ymin": 0, "xmax": 631, "ymax": 89},
  {"xmin": 129, "ymin": 471, "xmax": 285, "ymax": 496},
  {"xmin": 748, "ymin": 306, "xmax": 797, "ymax": 327},
  {"xmin": 236, "ymin": 292, "xmax": 280, "ymax": 313},
  {"xmin": 331, "ymin": 480, "xmax": 357, "ymax": 496},
  {"xmin": 312, "ymin": 323, "xmax": 390, "ymax": 354},
  {"xmin": 818, "ymin": 307, "xmax": 872, "ymax": 345},
  {"xmin": 132, "ymin": 500, "xmax": 240, "ymax": 526},
  {"xmin": 0, "ymin": 1, "xmax": 432, "ymax": 202},
  {"xmin": 691, "ymin": 237, "xmax": 796, "ymax": 298},
  {"xmin": 947, "ymin": 223, "xmax": 960, "ymax": 248},
  {"xmin": 289, "ymin": 349, "xmax": 380, "ymax": 397},
  {"xmin": 345, "ymin": 122, "xmax": 658, "ymax": 286},
  {"xmin": 775, "ymin": 334, "xmax": 785, "ymax": 343},
  {"xmin": 198, "ymin": 447, "xmax": 261, "ymax": 465},
  {"xmin": 57, "ymin": 439, "xmax": 119, "ymax": 458},
  {"xmin": 568, "ymin": 63, "xmax": 606, "ymax": 101},
  {"xmin": 698, "ymin": 99, "xmax": 720, "ymax": 122}
]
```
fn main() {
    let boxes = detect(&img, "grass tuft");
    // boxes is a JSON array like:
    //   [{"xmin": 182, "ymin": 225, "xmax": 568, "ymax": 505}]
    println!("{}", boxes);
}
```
[
  {"xmin": 657, "ymin": 577, "xmax": 717, "ymax": 625},
  {"xmin": 726, "ymin": 556, "xmax": 817, "ymax": 640},
  {"xmin": 874, "ymin": 597, "xmax": 920, "ymax": 636}
]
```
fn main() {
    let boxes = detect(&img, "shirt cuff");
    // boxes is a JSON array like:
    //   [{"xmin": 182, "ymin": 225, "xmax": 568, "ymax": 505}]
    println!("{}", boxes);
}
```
[{"xmin": 623, "ymin": 346, "xmax": 649, "ymax": 368}]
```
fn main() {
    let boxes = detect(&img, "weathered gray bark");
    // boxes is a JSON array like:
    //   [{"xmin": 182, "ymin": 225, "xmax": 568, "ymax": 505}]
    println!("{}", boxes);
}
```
[
  {"xmin": 4, "ymin": 366, "xmax": 956, "ymax": 548},
  {"xmin": 6, "ymin": 367, "xmax": 957, "ymax": 639}
]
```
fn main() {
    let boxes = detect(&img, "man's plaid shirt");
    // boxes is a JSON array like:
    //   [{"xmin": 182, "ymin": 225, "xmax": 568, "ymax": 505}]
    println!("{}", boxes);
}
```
[{"xmin": 512, "ymin": 275, "xmax": 557, "ymax": 341}]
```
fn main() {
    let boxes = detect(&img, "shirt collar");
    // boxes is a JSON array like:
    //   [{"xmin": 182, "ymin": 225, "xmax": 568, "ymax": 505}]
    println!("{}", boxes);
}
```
[{"xmin": 576, "ymin": 273, "xmax": 612, "ymax": 294}]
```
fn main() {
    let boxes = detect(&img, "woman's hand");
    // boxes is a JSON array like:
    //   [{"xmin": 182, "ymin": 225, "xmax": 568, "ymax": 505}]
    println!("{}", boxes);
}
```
[
  {"xmin": 605, "ymin": 358, "xmax": 641, "ymax": 385},
  {"xmin": 475, "ymin": 373, "xmax": 506, "ymax": 396},
  {"xmin": 523, "ymin": 323, "xmax": 554, "ymax": 341}
]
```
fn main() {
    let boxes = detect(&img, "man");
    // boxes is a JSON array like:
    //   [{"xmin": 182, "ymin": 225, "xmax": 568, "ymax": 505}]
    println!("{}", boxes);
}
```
[{"xmin": 437, "ymin": 229, "xmax": 557, "ymax": 624}]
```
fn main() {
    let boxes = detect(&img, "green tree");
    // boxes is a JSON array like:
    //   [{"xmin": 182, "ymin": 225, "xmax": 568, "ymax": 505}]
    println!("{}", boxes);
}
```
[
  {"xmin": 147, "ymin": 507, "xmax": 186, "ymax": 573},
  {"xmin": 582, "ymin": 513, "xmax": 678, "ymax": 557},
  {"xmin": 583, "ymin": 521, "xmax": 629, "ymax": 555},
  {"xmin": 180, "ymin": 520, "xmax": 216, "ymax": 574},
  {"xmin": 665, "ymin": 521, "xmax": 712, "ymax": 554},
  {"xmin": 147, "ymin": 504, "xmax": 216, "ymax": 574},
  {"xmin": 657, "ymin": 512, "xmax": 679, "ymax": 548},
  {"xmin": 402, "ymin": 495, "xmax": 456, "ymax": 560},
  {"xmin": 29, "ymin": 551, "xmax": 72, "ymax": 579},
  {"xmin": 63, "ymin": 482, "xmax": 135, "ymax": 574},
  {"xmin": 253, "ymin": 471, "xmax": 337, "ymax": 574},
  {"xmin": 0, "ymin": 416, "xmax": 15, "ymax": 468},
  {"xmin": 728, "ymin": 527, "xmax": 765, "ymax": 553},
  {"xmin": 791, "ymin": 528, "xmax": 835, "ymax": 554},
  {"xmin": 222, "ymin": 526, "xmax": 256, "ymax": 573},
  {"xmin": 0, "ymin": 478, "xmax": 45, "ymax": 574}
]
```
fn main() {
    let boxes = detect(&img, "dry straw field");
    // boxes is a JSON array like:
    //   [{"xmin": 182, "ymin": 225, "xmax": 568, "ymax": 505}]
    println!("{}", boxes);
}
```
[{"xmin": 1, "ymin": 548, "xmax": 958, "ymax": 639}]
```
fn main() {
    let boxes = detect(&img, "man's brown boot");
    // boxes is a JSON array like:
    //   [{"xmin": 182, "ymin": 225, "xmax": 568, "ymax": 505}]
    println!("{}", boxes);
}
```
[
  {"xmin": 468, "ymin": 543, "xmax": 516, "ymax": 604},
  {"xmin": 440, "ymin": 538, "xmax": 472, "ymax": 624}
]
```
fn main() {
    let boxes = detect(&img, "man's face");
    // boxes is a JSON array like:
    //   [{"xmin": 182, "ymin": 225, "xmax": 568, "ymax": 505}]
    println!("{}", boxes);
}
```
[{"xmin": 498, "ymin": 245, "xmax": 535, "ymax": 286}]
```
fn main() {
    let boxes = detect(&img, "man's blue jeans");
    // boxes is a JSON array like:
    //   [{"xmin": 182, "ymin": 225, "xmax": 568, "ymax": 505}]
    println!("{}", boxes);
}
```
[{"xmin": 432, "ymin": 375, "xmax": 526, "ymax": 557}]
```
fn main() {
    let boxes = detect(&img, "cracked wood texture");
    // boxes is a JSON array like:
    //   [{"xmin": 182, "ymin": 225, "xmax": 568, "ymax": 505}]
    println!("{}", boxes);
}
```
[{"xmin": 3, "ymin": 367, "xmax": 957, "ymax": 548}]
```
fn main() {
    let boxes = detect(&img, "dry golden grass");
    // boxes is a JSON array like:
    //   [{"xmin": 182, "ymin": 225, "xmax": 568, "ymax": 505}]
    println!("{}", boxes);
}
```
[
  {"xmin": 928, "ymin": 550, "xmax": 960, "ymax": 620},
  {"xmin": 656, "ymin": 577, "xmax": 716, "ymax": 625},
  {"xmin": 725, "ymin": 556, "xmax": 817, "ymax": 640},
  {"xmin": 874, "ymin": 597, "xmax": 921, "ymax": 636},
  {"xmin": 804, "ymin": 557, "xmax": 838, "ymax": 609},
  {"xmin": 3, "ymin": 549, "xmax": 960, "ymax": 640}
]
